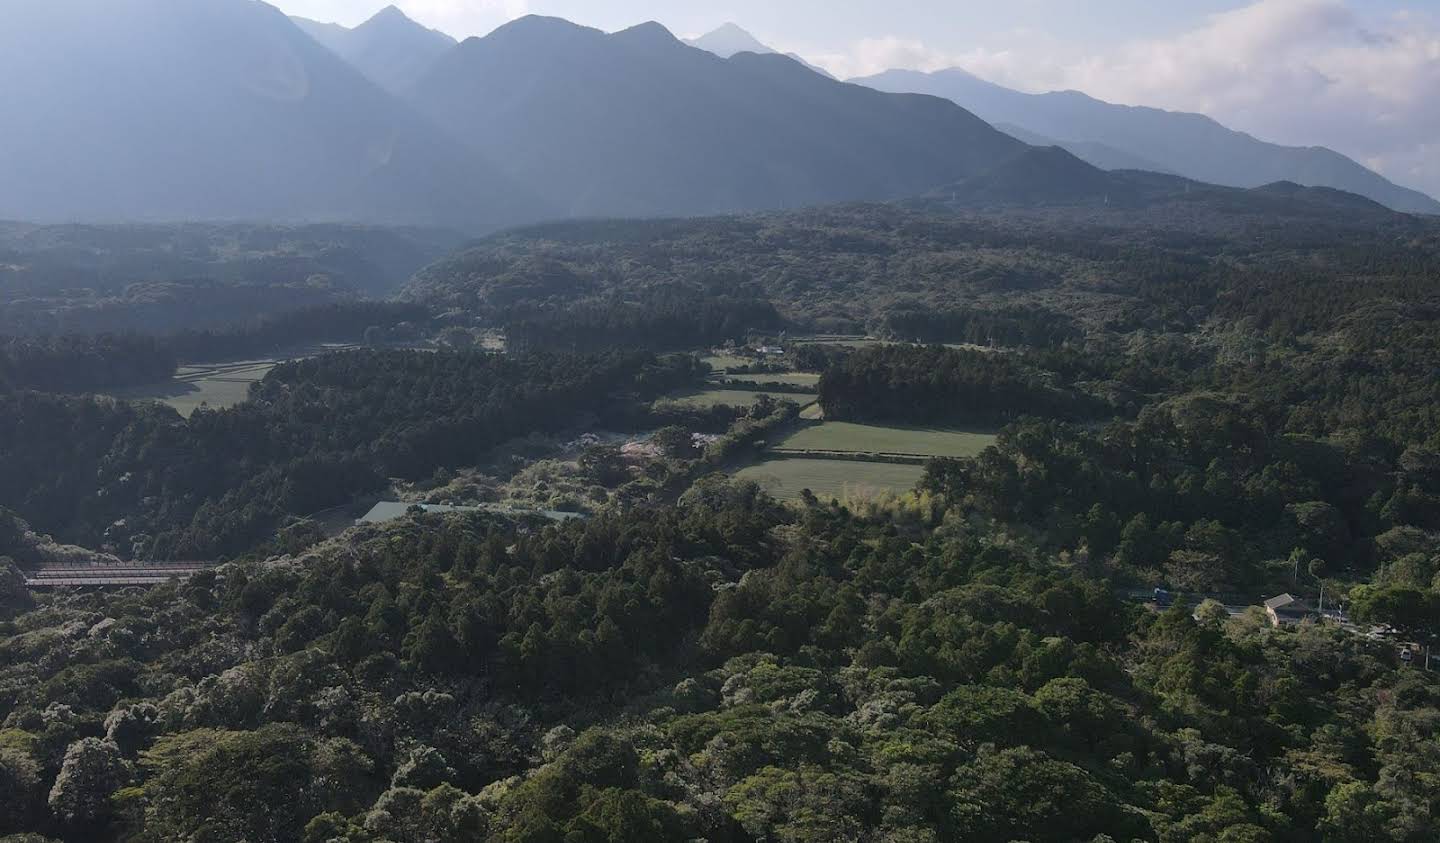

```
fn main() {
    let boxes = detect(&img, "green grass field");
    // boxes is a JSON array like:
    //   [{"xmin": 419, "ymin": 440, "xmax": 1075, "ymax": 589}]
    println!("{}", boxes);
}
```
[
  {"xmin": 735, "ymin": 458, "xmax": 926, "ymax": 502},
  {"xmin": 661, "ymin": 389, "xmax": 817, "ymax": 409},
  {"xmin": 771, "ymin": 422, "xmax": 997, "ymax": 458},
  {"xmin": 113, "ymin": 360, "xmax": 277, "ymax": 417}
]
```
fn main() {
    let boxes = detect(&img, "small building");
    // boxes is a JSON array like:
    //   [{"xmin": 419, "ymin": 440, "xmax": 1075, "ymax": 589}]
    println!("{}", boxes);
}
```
[{"xmin": 1264, "ymin": 593, "xmax": 1317, "ymax": 627}]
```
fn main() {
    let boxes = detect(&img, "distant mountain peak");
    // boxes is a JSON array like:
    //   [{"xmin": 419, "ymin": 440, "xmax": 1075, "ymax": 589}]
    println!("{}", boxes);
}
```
[
  {"xmin": 686, "ymin": 22, "xmax": 772, "ymax": 57},
  {"xmin": 357, "ymin": 4, "xmax": 454, "ymax": 42},
  {"xmin": 685, "ymin": 23, "xmax": 835, "ymax": 79},
  {"xmin": 613, "ymin": 21, "xmax": 680, "ymax": 46},
  {"xmin": 291, "ymin": 1, "xmax": 456, "ymax": 95},
  {"xmin": 486, "ymin": 14, "xmax": 593, "ymax": 41},
  {"xmin": 409, "ymin": 16, "xmax": 1023, "ymax": 219}
]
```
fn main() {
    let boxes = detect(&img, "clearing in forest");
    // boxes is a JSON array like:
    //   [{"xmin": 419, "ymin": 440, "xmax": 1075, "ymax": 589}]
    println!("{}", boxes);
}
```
[
  {"xmin": 771, "ymin": 422, "xmax": 996, "ymax": 459},
  {"xmin": 661, "ymin": 389, "xmax": 818, "ymax": 410},
  {"xmin": 722, "ymin": 372, "xmax": 822, "ymax": 388},
  {"xmin": 735, "ymin": 458, "xmax": 926, "ymax": 502}
]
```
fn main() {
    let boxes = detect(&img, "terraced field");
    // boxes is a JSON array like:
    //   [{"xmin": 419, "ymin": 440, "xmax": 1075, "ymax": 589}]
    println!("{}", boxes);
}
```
[
  {"xmin": 109, "ymin": 343, "xmax": 366, "ymax": 417},
  {"xmin": 113, "ymin": 360, "xmax": 278, "ymax": 417}
]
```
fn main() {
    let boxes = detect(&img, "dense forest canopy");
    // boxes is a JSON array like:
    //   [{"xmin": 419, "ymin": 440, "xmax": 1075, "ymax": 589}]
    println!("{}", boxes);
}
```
[
  {"xmin": 408, "ymin": 198, "xmax": 1438, "ymax": 341},
  {"xmin": 2, "ymin": 481, "xmax": 1436, "ymax": 842}
]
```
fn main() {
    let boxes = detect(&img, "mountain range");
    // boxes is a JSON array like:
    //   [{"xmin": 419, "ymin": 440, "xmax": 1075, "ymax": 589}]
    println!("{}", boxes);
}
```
[
  {"xmin": 405, "ymin": 16, "xmax": 1022, "ymax": 218},
  {"xmin": 0, "ymin": 0, "xmax": 533, "ymax": 228},
  {"xmin": 924, "ymin": 145, "xmax": 1400, "ymax": 224},
  {"xmin": 853, "ymin": 68, "xmax": 1440, "ymax": 215},
  {"xmin": 0, "ymin": 2, "xmax": 1432, "ymax": 230}
]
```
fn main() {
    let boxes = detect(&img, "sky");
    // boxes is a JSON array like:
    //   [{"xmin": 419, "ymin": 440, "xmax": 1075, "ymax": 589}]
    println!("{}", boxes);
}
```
[{"xmin": 274, "ymin": 0, "xmax": 1440, "ymax": 197}]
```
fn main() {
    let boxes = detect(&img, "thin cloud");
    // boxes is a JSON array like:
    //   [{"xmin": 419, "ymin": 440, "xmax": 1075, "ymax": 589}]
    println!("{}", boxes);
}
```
[
  {"xmin": 813, "ymin": 0, "xmax": 1440, "ymax": 197},
  {"xmin": 400, "ymin": 0, "xmax": 530, "ymax": 36}
]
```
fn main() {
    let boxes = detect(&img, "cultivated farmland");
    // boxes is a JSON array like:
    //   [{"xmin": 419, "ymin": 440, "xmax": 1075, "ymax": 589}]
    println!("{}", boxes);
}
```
[{"xmin": 113, "ymin": 359, "xmax": 277, "ymax": 417}]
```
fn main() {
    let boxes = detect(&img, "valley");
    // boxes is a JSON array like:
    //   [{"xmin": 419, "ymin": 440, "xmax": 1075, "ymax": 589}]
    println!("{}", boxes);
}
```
[{"xmin": 0, "ymin": 3, "xmax": 1437, "ymax": 843}]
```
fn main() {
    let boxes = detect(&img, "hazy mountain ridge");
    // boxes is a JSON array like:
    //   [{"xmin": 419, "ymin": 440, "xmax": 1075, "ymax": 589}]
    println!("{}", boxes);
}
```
[
  {"xmin": 406, "ymin": 16, "xmax": 1024, "ymax": 218},
  {"xmin": 854, "ymin": 67, "xmax": 1440, "ymax": 215},
  {"xmin": 0, "ymin": 3, "xmax": 1422, "ymax": 230},
  {"xmin": 0, "ymin": 0, "xmax": 539, "ymax": 229},
  {"xmin": 922, "ymin": 145, "xmax": 1402, "ymax": 225},
  {"xmin": 292, "ymin": 4, "xmax": 456, "ymax": 94},
  {"xmin": 994, "ymin": 124, "xmax": 1176, "ymax": 175},
  {"xmin": 685, "ymin": 22, "xmax": 836, "ymax": 78}
]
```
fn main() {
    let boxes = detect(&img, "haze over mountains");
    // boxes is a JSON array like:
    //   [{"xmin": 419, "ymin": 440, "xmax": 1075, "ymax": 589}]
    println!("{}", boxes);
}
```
[
  {"xmin": 0, "ymin": 0, "xmax": 532, "ymax": 228},
  {"xmin": 684, "ymin": 23, "xmax": 837, "ymax": 79},
  {"xmin": 924, "ymin": 144, "xmax": 1401, "ymax": 226},
  {"xmin": 292, "ymin": 4, "xmax": 456, "ymax": 94},
  {"xmin": 406, "ymin": 16, "xmax": 1022, "ymax": 218},
  {"xmin": 855, "ymin": 68, "xmax": 1440, "ymax": 215},
  {"xmin": 0, "ymin": 1, "xmax": 1433, "ymax": 231}
]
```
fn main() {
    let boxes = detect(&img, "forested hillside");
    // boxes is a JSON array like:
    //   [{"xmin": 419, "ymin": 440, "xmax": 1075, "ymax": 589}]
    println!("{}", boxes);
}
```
[
  {"xmin": 0, "ymin": 302, "xmax": 430, "ymax": 394},
  {"xmin": 0, "ymin": 350, "xmax": 698, "ymax": 559},
  {"xmin": 2, "ymin": 480, "xmax": 1434, "ymax": 841},
  {"xmin": 0, "ymin": 222, "xmax": 461, "ymax": 337},
  {"xmin": 1, "ymin": 193, "xmax": 1437, "ymax": 842},
  {"xmin": 407, "ymin": 192, "xmax": 1434, "ymax": 342}
]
